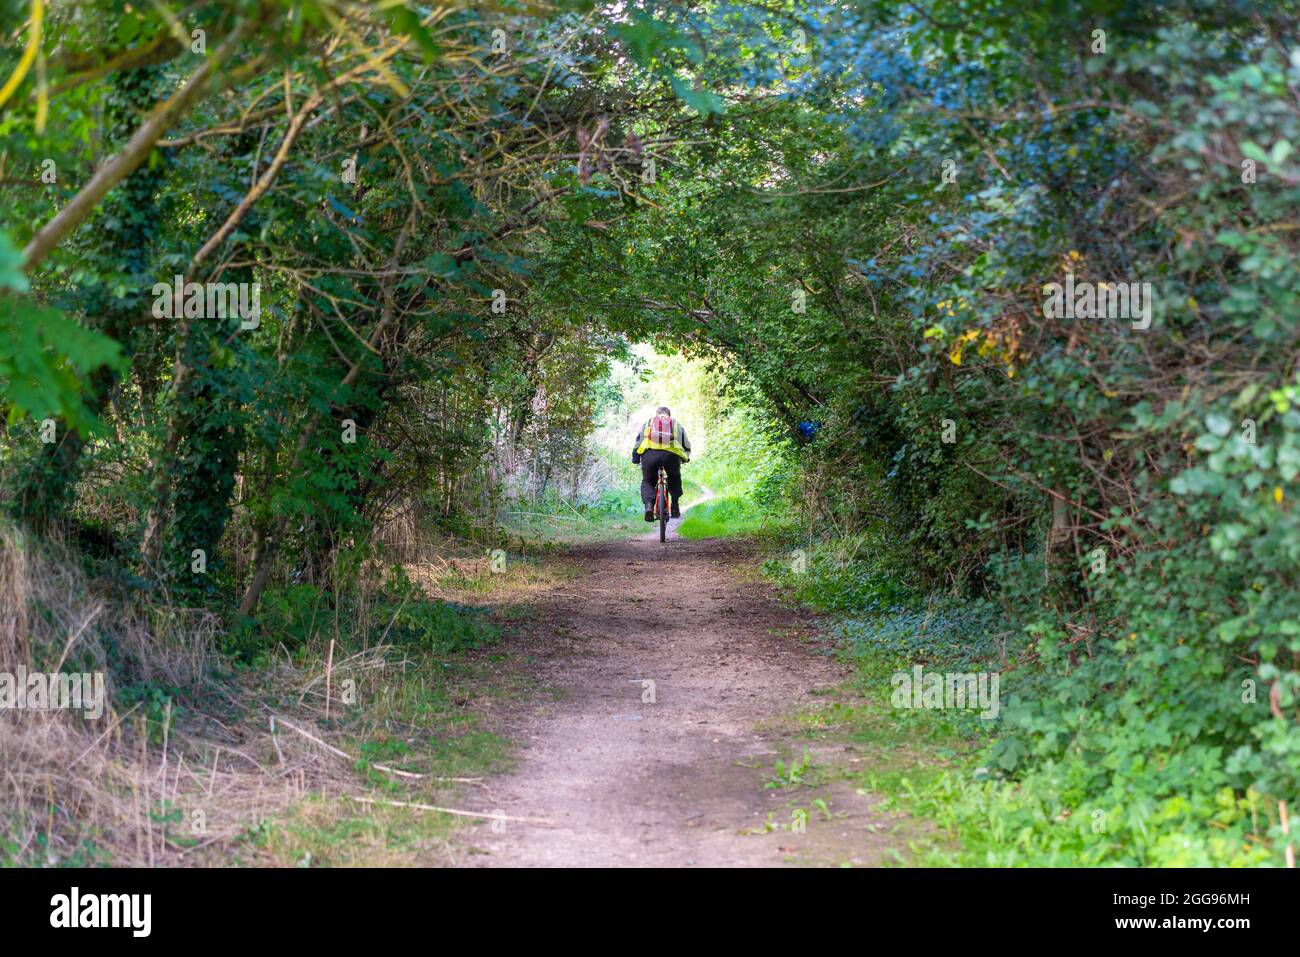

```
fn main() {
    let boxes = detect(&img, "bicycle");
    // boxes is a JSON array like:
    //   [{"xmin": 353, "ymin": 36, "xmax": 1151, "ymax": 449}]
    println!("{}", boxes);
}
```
[{"xmin": 653, "ymin": 466, "xmax": 670, "ymax": 543}]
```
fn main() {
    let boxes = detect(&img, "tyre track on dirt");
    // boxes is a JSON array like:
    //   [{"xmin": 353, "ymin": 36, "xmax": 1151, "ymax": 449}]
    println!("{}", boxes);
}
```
[{"xmin": 459, "ymin": 519, "xmax": 903, "ymax": 867}]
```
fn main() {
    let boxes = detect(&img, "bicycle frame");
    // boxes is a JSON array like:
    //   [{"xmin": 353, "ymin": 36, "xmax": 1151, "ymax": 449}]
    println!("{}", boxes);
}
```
[{"xmin": 654, "ymin": 466, "xmax": 669, "ymax": 542}]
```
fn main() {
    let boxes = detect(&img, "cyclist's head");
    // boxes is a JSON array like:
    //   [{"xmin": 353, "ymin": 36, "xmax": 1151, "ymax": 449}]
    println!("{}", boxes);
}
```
[{"xmin": 656, "ymin": 406, "xmax": 672, "ymax": 416}]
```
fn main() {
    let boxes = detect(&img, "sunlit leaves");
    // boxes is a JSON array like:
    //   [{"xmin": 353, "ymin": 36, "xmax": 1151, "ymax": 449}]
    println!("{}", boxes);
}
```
[{"xmin": 0, "ymin": 295, "xmax": 125, "ymax": 431}]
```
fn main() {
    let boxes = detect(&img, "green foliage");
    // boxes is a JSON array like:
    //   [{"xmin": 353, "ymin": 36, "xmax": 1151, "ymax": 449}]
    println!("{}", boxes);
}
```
[
  {"xmin": 384, "ymin": 596, "xmax": 498, "ymax": 654},
  {"xmin": 766, "ymin": 531, "xmax": 919, "ymax": 614},
  {"xmin": 689, "ymin": 0, "xmax": 1300, "ymax": 865},
  {"xmin": 4, "ymin": 0, "xmax": 1300, "ymax": 867},
  {"xmin": 0, "ymin": 279, "xmax": 126, "ymax": 432},
  {"xmin": 224, "ymin": 565, "xmax": 495, "ymax": 665},
  {"xmin": 765, "ymin": 748, "xmax": 812, "ymax": 789},
  {"xmin": 115, "ymin": 681, "xmax": 180, "ymax": 746},
  {"xmin": 677, "ymin": 495, "xmax": 773, "ymax": 539}
]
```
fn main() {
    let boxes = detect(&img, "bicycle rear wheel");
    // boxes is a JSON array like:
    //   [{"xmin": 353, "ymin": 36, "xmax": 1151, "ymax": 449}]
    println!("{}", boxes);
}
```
[{"xmin": 657, "ymin": 471, "xmax": 668, "ymax": 543}]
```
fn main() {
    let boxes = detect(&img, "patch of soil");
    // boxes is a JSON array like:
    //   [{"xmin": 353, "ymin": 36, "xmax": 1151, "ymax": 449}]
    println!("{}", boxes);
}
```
[{"xmin": 455, "ymin": 520, "xmax": 909, "ymax": 867}]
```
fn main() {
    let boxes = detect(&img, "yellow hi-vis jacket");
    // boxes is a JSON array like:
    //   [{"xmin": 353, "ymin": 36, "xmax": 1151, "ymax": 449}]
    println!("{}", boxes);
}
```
[{"xmin": 634, "ymin": 416, "xmax": 691, "ymax": 462}]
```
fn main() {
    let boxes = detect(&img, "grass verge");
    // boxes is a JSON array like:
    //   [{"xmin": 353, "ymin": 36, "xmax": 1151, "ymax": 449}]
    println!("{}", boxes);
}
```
[
  {"xmin": 761, "ymin": 538, "xmax": 1279, "ymax": 866},
  {"xmin": 0, "ymin": 521, "xmax": 550, "ymax": 867}
]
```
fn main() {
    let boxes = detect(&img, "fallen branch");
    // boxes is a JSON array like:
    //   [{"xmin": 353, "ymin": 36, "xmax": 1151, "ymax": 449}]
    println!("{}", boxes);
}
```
[
  {"xmin": 271, "ymin": 715, "xmax": 482, "ymax": 784},
  {"xmin": 346, "ymin": 796, "xmax": 556, "ymax": 827}
]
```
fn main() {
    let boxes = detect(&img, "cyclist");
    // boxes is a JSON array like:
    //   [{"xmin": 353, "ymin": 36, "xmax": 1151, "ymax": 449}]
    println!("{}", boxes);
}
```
[{"xmin": 631, "ymin": 406, "xmax": 691, "ymax": 522}]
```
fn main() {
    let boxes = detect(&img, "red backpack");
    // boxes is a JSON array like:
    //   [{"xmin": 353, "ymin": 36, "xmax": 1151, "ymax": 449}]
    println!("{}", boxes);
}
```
[{"xmin": 649, "ymin": 414, "xmax": 674, "ymax": 444}]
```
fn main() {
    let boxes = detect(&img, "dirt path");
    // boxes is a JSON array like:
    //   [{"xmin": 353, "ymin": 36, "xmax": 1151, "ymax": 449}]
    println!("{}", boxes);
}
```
[{"xmin": 459, "ymin": 517, "xmax": 905, "ymax": 867}]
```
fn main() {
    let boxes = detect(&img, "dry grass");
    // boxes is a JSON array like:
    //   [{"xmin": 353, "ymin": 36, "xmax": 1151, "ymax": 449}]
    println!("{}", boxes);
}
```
[
  {"xmin": 0, "ymin": 521, "xmax": 500, "ymax": 867},
  {"xmin": 2, "ymin": 706, "xmax": 328, "ymax": 866},
  {"xmin": 400, "ymin": 554, "xmax": 571, "ymax": 605},
  {"xmin": 0, "ymin": 522, "xmax": 332, "ymax": 864},
  {"xmin": 369, "ymin": 499, "xmax": 575, "ymax": 605},
  {"xmin": 0, "ymin": 526, "xmax": 32, "ymax": 674}
]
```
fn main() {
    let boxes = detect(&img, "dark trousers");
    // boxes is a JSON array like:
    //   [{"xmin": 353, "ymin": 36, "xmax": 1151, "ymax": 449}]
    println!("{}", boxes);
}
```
[{"xmin": 639, "ymin": 449, "xmax": 683, "ymax": 508}]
